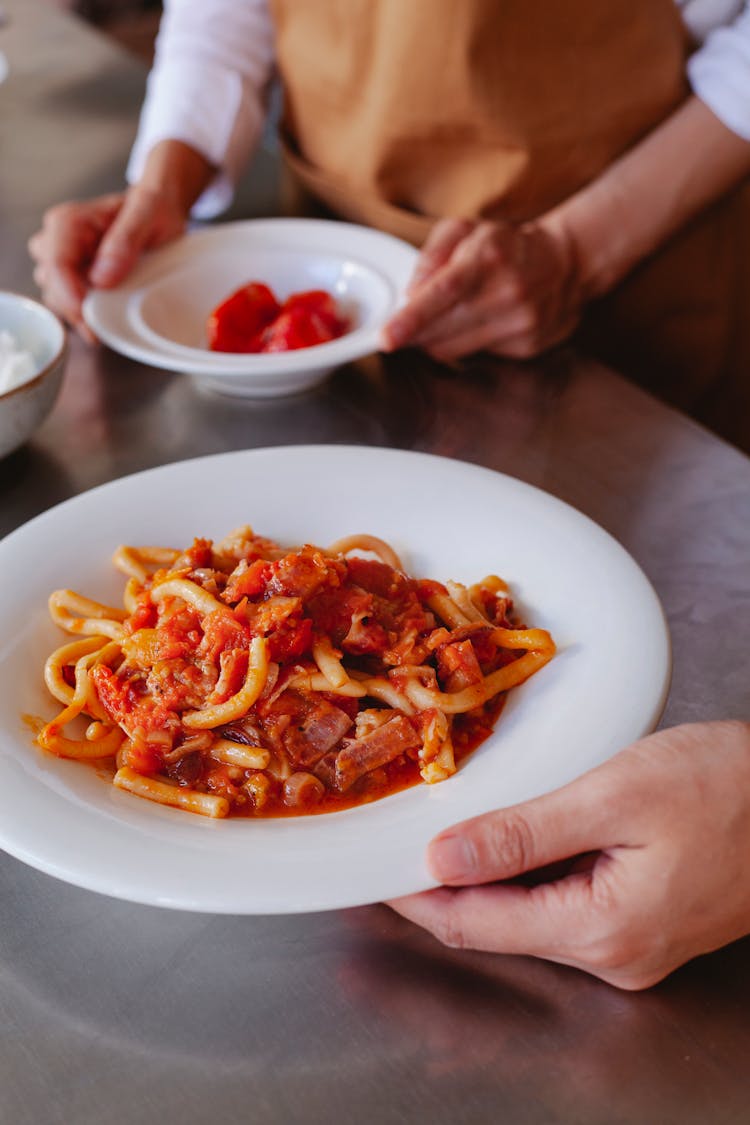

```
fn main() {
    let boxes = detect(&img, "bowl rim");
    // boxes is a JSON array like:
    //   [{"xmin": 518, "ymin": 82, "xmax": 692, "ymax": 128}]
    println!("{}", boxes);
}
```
[{"xmin": 0, "ymin": 290, "xmax": 68, "ymax": 401}]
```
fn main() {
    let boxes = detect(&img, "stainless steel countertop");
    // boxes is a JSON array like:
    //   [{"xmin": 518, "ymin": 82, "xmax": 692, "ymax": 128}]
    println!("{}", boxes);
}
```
[{"xmin": 2, "ymin": 4, "xmax": 750, "ymax": 1123}]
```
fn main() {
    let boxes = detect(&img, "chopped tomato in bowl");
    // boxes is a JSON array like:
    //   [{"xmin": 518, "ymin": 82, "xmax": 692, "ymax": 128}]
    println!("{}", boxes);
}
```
[
  {"xmin": 206, "ymin": 283, "xmax": 280, "ymax": 353},
  {"xmin": 207, "ymin": 283, "xmax": 349, "ymax": 355}
]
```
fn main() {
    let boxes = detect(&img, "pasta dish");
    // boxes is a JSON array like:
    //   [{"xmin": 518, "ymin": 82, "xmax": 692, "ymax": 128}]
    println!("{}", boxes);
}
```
[{"xmin": 37, "ymin": 527, "xmax": 555, "ymax": 818}]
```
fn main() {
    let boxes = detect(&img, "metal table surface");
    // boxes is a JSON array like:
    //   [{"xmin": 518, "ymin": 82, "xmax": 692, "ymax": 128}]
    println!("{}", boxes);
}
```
[{"xmin": 2, "ymin": 4, "xmax": 750, "ymax": 1123}]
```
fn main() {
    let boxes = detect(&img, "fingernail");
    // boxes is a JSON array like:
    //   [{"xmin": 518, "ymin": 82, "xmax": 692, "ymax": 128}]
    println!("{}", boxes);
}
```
[{"xmin": 429, "ymin": 834, "xmax": 476, "ymax": 881}]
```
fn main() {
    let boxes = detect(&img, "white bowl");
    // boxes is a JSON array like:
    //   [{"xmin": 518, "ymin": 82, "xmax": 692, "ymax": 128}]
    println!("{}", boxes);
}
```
[
  {"xmin": 0, "ymin": 292, "xmax": 67, "ymax": 459},
  {"xmin": 83, "ymin": 219, "xmax": 419, "ymax": 398}
]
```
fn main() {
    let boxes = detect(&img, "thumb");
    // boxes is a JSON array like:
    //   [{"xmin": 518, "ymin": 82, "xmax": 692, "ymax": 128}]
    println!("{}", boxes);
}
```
[
  {"xmin": 89, "ymin": 188, "xmax": 159, "ymax": 287},
  {"xmin": 427, "ymin": 769, "xmax": 626, "ymax": 886}
]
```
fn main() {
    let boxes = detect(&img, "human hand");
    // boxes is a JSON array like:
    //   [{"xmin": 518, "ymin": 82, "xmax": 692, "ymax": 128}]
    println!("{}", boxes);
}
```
[
  {"xmin": 389, "ymin": 721, "xmax": 750, "ymax": 990},
  {"xmin": 381, "ymin": 216, "xmax": 582, "ymax": 362},
  {"xmin": 28, "ymin": 185, "xmax": 188, "ymax": 340}
]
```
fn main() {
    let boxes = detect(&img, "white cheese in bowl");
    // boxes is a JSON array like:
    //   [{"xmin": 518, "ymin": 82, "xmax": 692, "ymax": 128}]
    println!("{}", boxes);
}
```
[{"xmin": 0, "ymin": 330, "xmax": 37, "ymax": 394}]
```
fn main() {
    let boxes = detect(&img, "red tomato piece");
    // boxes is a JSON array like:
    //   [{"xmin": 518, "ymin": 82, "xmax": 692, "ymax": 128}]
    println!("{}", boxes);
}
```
[
  {"xmin": 207, "ymin": 283, "xmax": 281, "ymax": 353},
  {"xmin": 208, "ymin": 280, "xmax": 348, "ymax": 354},
  {"xmin": 260, "ymin": 306, "xmax": 339, "ymax": 353},
  {"xmin": 266, "ymin": 617, "xmax": 313, "ymax": 663},
  {"xmin": 283, "ymin": 289, "xmax": 347, "ymax": 334},
  {"xmin": 155, "ymin": 606, "xmax": 203, "ymax": 660},
  {"xmin": 198, "ymin": 610, "xmax": 254, "ymax": 664},
  {"xmin": 124, "ymin": 591, "xmax": 158, "ymax": 634},
  {"xmin": 223, "ymin": 558, "xmax": 273, "ymax": 603},
  {"xmin": 121, "ymin": 741, "xmax": 164, "ymax": 777},
  {"xmin": 181, "ymin": 537, "xmax": 214, "ymax": 569},
  {"xmin": 91, "ymin": 665, "xmax": 177, "ymax": 742}
]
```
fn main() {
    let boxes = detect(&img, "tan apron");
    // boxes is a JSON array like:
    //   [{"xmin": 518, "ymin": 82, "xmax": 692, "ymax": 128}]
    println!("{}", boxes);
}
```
[{"xmin": 270, "ymin": 0, "xmax": 750, "ymax": 452}]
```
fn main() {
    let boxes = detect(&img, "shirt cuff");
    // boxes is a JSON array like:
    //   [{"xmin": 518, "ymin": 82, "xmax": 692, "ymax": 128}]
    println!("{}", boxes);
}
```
[
  {"xmin": 687, "ymin": 18, "xmax": 750, "ymax": 141},
  {"xmin": 126, "ymin": 60, "xmax": 264, "ymax": 218}
]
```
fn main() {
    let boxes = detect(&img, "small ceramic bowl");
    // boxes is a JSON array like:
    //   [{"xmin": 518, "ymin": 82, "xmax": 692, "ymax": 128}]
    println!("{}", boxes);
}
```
[{"xmin": 0, "ymin": 291, "xmax": 67, "ymax": 459}]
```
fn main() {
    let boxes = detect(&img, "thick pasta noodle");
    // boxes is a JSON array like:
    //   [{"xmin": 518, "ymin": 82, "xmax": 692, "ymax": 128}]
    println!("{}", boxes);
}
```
[{"xmin": 37, "ymin": 527, "xmax": 555, "ymax": 818}]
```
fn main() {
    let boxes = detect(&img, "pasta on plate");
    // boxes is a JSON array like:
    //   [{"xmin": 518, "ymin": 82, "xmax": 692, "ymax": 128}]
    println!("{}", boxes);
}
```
[{"xmin": 37, "ymin": 526, "xmax": 555, "ymax": 818}]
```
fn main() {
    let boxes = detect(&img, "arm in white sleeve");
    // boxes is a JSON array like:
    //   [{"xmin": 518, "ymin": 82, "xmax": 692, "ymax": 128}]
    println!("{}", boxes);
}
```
[
  {"xmin": 126, "ymin": 0, "xmax": 276, "ymax": 218},
  {"xmin": 684, "ymin": 2, "xmax": 750, "ymax": 140}
]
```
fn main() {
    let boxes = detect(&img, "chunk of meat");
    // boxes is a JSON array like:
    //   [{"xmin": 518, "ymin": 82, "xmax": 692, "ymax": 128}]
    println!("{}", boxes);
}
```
[
  {"xmin": 342, "ymin": 609, "xmax": 389, "ymax": 655},
  {"xmin": 436, "ymin": 639, "xmax": 484, "ymax": 692},
  {"xmin": 288, "ymin": 697, "xmax": 354, "ymax": 767},
  {"xmin": 335, "ymin": 714, "xmax": 420, "ymax": 791},
  {"xmin": 267, "ymin": 549, "xmax": 342, "ymax": 600},
  {"xmin": 257, "ymin": 690, "xmax": 353, "ymax": 767}
]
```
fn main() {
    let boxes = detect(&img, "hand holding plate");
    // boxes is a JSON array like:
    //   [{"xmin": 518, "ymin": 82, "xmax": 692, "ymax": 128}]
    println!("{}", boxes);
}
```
[{"xmin": 390, "ymin": 721, "xmax": 750, "ymax": 989}]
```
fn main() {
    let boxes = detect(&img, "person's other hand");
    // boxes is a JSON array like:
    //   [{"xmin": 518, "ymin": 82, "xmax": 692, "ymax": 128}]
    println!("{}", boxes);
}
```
[
  {"xmin": 381, "ymin": 216, "xmax": 582, "ymax": 362},
  {"xmin": 389, "ymin": 721, "xmax": 750, "ymax": 990},
  {"xmin": 28, "ymin": 185, "xmax": 188, "ymax": 340}
]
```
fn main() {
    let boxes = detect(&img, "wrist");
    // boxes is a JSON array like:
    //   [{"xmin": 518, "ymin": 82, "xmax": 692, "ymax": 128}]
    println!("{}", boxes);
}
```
[
  {"xmin": 137, "ymin": 139, "xmax": 217, "ymax": 219},
  {"xmin": 540, "ymin": 96, "xmax": 750, "ymax": 304},
  {"xmin": 539, "ymin": 184, "xmax": 637, "ymax": 303}
]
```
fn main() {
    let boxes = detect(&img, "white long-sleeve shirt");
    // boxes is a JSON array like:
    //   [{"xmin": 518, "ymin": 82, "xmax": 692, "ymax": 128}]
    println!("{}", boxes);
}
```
[{"xmin": 126, "ymin": 0, "xmax": 750, "ymax": 218}]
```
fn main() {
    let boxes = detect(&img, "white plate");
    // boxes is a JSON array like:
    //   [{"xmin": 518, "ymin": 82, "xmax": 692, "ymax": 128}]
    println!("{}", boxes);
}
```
[
  {"xmin": 83, "ymin": 220, "xmax": 418, "ymax": 398},
  {"xmin": 0, "ymin": 446, "xmax": 671, "ymax": 914}
]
